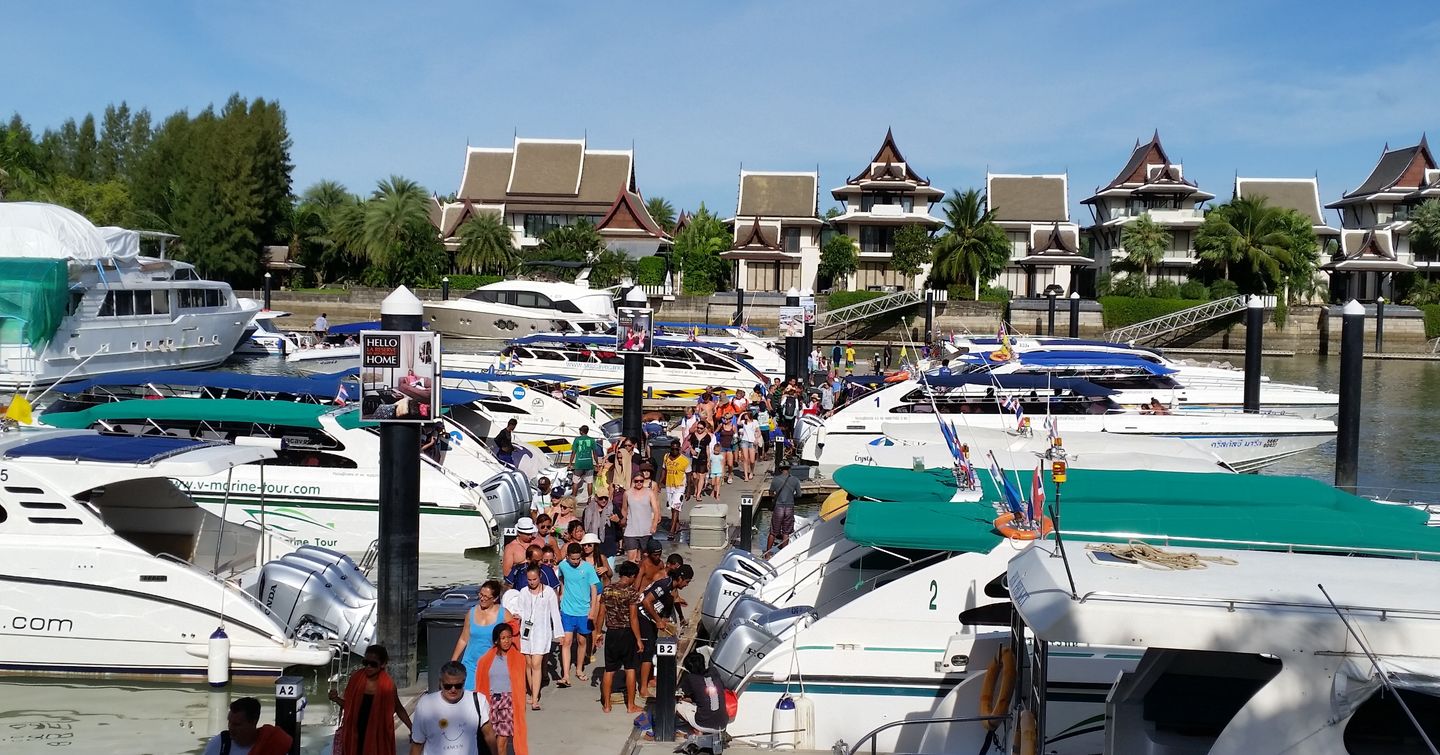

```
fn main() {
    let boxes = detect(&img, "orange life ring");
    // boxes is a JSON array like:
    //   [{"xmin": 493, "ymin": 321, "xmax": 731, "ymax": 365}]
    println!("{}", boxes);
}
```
[
  {"xmin": 883, "ymin": 370, "xmax": 911, "ymax": 383},
  {"xmin": 993, "ymin": 512, "xmax": 1054, "ymax": 541},
  {"xmin": 989, "ymin": 349, "xmax": 1012, "ymax": 362}
]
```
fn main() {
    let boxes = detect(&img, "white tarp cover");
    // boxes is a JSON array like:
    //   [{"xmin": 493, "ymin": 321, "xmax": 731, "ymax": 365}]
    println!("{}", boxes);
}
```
[
  {"xmin": 96, "ymin": 226, "xmax": 141, "ymax": 260},
  {"xmin": 1331, "ymin": 657, "xmax": 1440, "ymax": 722},
  {"xmin": 0, "ymin": 201, "xmax": 137, "ymax": 262}
]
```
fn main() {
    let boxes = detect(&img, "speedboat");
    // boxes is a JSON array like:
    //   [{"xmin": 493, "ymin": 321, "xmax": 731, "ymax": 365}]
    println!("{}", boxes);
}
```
[
  {"xmin": 445, "ymin": 334, "xmax": 769, "ymax": 399},
  {"xmin": 0, "ymin": 202, "xmax": 258, "ymax": 387},
  {"xmin": 441, "ymin": 371, "xmax": 615, "ymax": 462},
  {"xmin": 708, "ymin": 466, "xmax": 1440, "ymax": 753},
  {"xmin": 946, "ymin": 335, "xmax": 1339, "ymax": 418},
  {"xmin": 284, "ymin": 321, "xmax": 371, "ymax": 374},
  {"xmin": 922, "ymin": 542, "xmax": 1440, "ymax": 754},
  {"xmin": 0, "ymin": 429, "xmax": 370, "ymax": 681},
  {"xmin": 39, "ymin": 398, "xmax": 530, "ymax": 554},
  {"xmin": 424, "ymin": 280, "xmax": 615, "ymax": 340},
  {"xmin": 655, "ymin": 322, "xmax": 786, "ymax": 379},
  {"xmin": 234, "ymin": 305, "xmax": 300, "ymax": 356},
  {"xmin": 801, "ymin": 374, "xmax": 1335, "ymax": 474}
]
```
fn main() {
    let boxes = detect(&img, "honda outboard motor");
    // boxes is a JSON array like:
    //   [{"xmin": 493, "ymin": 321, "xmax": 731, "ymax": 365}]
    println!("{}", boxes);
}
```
[
  {"xmin": 793, "ymin": 415, "xmax": 824, "ymax": 448},
  {"xmin": 480, "ymin": 469, "xmax": 528, "ymax": 529},
  {"xmin": 700, "ymin": 549, "xmax": 779, "ymax": 634},
  {"xmin": 710, "ymin": 605, "xmax": 817, "ymax": 689},
  {"xmin": 277, "ymin": 545, "xmax": 376, "ymax": 602},
  {"xmin": 252, "ymin": 548, "xmax": 378, "ymax": 650},
  {"xmin": 720, "ymin": 596, "xmax": 777, "ymax": 643}
]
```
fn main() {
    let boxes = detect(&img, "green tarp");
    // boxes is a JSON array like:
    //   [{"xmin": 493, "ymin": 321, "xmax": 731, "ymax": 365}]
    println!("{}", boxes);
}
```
[
  {"xmin": 42, "ymin": 398, "xmax": 341, "ymax": 429},
  {"xmin": 0, "ymin": 259, "xmax": 68, "ymax": 350},
  {"xmin": 844, "ymin": 500, "xmax": 1003, "ymax": 552}
]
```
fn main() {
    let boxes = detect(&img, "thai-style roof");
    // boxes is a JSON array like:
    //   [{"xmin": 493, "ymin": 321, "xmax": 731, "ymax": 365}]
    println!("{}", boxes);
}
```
[
  {"xmin": 594, "ymin": 188, "xmax": 671, "ymax": 242},
  {"xmin": 721, "ymin": 217, "xmax": 792, "ymax": 261},
  {"xmin": 1233, "ymin": 177, "xmax": 1333, "ymax": 228},
  {"xmin": 673, "ymin": 210, "xmax": 692, "ymax": 236},
  {"xmin": 987, "ymin": 174, "xmax": 1069, "ymax": 223},
  {"xmin": 1016, "ymin": 222, "xmax": 1093, "ymax": 267},
  {"xmin": 736, "ymin": 171, "xmax": 819, "ymax": 219},
  {"xmin": 456, "ymin": 138, "xmax": 636, "ymax": 207},
  {"xmin": 1083, "ymin": 131, "xmax": 1211, "ymax": 204},
  {"xmin": 263, "ymin": 245, "xmax": 305, "ymax": 271},
  {"xmin": 430, "ymin": 197, "xmax": 503, "ymax": 239},
  {"xmin": 1323, "ymin": 229, "xmax": 1415, "ymax": 272},
  {"xmin": 1328, "ymin": 136, "xmax": 1439, "ymax": 207},
  {"xmin": 847, "ymin": 128, "xmax": 926, "ymax": 185}
]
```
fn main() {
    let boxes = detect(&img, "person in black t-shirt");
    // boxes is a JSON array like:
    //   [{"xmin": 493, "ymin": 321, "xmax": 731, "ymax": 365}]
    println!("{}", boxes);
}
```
[
  {"xmin": 636, "ymin": 564, "xmax": 694, "ymax": 698},
  {"xmin": 677, "ymin": 650, "xmax": 728, "ymax": 733}
]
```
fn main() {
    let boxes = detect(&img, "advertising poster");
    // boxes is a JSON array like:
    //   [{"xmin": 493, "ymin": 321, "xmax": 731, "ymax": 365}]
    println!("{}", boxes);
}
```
[
  {"xmin": 359, "ymin": 330, "xmax": 442, "ymax": 422},
  {"xmin": 778, "ymin": 306, "xmax": 805, "ymax": 338},
  {"xmin": 616, "ymin": 307, "xmax": 653, "ymax": 354},
  {"xmin": 800, "ymin": 294, "xmax": 817, "ymax": 325}
]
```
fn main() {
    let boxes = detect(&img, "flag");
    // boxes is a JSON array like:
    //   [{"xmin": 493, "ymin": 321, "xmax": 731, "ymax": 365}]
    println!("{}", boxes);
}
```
[
  {"xmin": 1045, "ymin": 416, "xmax": 1058, "ymax": 443},
  {"xmin": 6, "ymin": 394, "xmax": 33, "ymax": 425},
  {"xmin": 987, "ymin": 451, "xmax": 1025, "ymax": 517},
  {"xmin": 507, "ymin": 353, "xmax": 522, "ymax": 370},
  {"xmin": 335, "ymin": 384, "xmax": 350, "ymax": 407},
  {"xmin": 937, "ymin": 417, "xmax": 962, "ymax": 463},
  {"xmin": 1013, "ymin": 402, "xmax": 1025, "ymax": 431},
  {"xmin": 1030, "ymin": 463, "xmax": 1046, "ymax": 524}
]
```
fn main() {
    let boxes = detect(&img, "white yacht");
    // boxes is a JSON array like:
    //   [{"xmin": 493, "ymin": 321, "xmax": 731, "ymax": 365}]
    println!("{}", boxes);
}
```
[
  {"xmin": 424, "ymin": 280, "xmax": 615, "ymax": 340},
  {"xmin": 921, "ymin": 543, "xmax": 1440, "ymax": 754},
  {"xmin": 0, "ymin": 429, "xmax": 360, "ymax": 682},
  {"xmin": 40, "ymin": 398, "xmax": 531, "ymax": 554},
  {"xmin": 801, "ymin": 374, "xmax": 1335, "ymax": 474},
  {"xmin": 445, "ymin": 335, "xmax": 769, "ymax": 399},
  {"xmin": 234, "ymin": 305, "xmax": 300, "ymax": 356},
  {"xmin": 284, "ymin": 321, "xmax": 370, "ymax": 373},
  {"xmin": 655, "ymin": 323, "xmax": 786, "ymax": 379},
  {"xmin": 0, "ymin": 202, "xmax": 259, "ymax": 387},
  {"xmin": 441, "ymin": 371, "xmax": 614, "ymax": 462}
]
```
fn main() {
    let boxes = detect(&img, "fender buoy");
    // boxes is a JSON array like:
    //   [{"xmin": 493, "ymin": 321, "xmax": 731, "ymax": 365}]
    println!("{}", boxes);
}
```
[
  {"xmin": 1018, "ymin": 708, "xmax": 1037, "ymax": 755},
  {"xmin": 818, "ymin": 489, "xmax": 850, "ymax": 521},
  {"xmin": 978, "ymin": 654, "xmax": 999, "ymax": 731},
  {"xmin": 993, "ymin": 513, "xmax": 1054, "ymax": 541},
  {"xmin": 883, "ymin": 370, "xmax": 910, "ymax": 383}
]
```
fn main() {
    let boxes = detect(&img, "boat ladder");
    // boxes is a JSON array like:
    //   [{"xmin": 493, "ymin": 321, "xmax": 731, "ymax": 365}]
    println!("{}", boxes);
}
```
[
  {"xmin": 815, "ymin": 288, "xmax": 947, "ymax": 333},
  {"xmin": 1102, "ymin": 294, "xmax": 1273, "ymax": 345},
  {"xmin": 840, "ymin": 713, "xmax": 1008, "ymax": 755}
]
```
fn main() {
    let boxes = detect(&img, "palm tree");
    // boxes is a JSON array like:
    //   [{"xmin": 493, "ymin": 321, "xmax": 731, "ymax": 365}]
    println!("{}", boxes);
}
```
[
  {"xmin": 1116, "ymin": 214, "xmax": 1171, "ymax": 288},
  {"xmin": 645, "ymin": 196, "xmax": 677, "ymax": 233},
  {"xmin": 361, "ymin": 175, "xmax": 430, "ymax": 266},
  {"xmin": 1194, "ymin": 196, "xmax": 1294, "ymax": 294},
  {"xmin": 455, "ymin": 212, "xmax": 518, "ymax": 275},
  {"xmin": 930, "ymin": 188, "xmax": 1011, "ymax": 298},
  {"xmin": 538, "ymin": 219, "xmax": 606, "ymax": 261}
]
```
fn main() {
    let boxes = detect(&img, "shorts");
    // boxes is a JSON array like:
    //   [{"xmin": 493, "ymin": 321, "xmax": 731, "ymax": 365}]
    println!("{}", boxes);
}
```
[
  {"xmin": 573, "ymin": 468, "xmax": 595, "ymax": 482},
  {"xmin": 666, "ymin": 486, "xmax": 684, "ymax": 511},
  {"xmin": 770, "ymin": 505, "xmax": 795, "ymax": 541},
  {"xmin": 622, "ymin": 534, "xmax": 652, "ymax": 553},
  {"xmin": 740, "ymin": 440, "xmax": 754, "ymax": 450},
  {"xmin": 603, "ymin": 627, "xmax": 638, "ymax": 671},
  {"xmin": 490, "ymin": 692, "xmax": 515, "ymax": 737},
  {"xmin": 561, "ymin": 612, "xmax": 590, "ymax": 635}
]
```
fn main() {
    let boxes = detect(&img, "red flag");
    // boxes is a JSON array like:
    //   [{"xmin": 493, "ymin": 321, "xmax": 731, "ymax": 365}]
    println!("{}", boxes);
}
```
[{"xmin": 1030, "ymin": 463, "xmax": 1046, "ymax": 523}]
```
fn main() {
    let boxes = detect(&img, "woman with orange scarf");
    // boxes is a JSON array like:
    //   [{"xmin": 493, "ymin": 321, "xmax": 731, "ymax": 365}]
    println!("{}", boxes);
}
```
[
  {"xmin": 328, "ymin": 644, "xmax": 413, "ymax": 755},
  {"xmin": 474, "ymin": 623, "xmax": 530, "ymax": 755}
]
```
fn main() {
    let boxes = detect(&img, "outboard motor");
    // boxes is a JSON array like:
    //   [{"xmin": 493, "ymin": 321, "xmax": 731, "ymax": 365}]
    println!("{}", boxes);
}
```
[
  {"xmin": 793, "ymin": 415, "xmax": 824, "ymax": 448},
  {"xmin": 720, "ymin": 596, "xmax": 778, "ymax": 643},
  {"xmin": 717, "ymin": 547, "xmax": 777, "ymax": 581},
  {"xmin": 277, "ymin": 545, "xmax": 376, "ymax": 601},
  {"xmin": 479, "ymin": 469, "xmax": 529, "ymax": 529},
  {"xmin": 710, "ymin": 605, "xmax": 817, "ymax": 689},
  {"xmin": 701, "ymin": 570, "xmax": 761, "ymax": 637},
  {"xmin": 252, "ymin": 550, "xmax": 379, "ymax": 650}
]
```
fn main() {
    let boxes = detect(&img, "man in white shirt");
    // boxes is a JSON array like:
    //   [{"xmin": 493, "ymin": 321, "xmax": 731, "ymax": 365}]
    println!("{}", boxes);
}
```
[
  {"xmin": 313, "ymin": 312, "xmax": 329, "ymax": 336},
  {"xmin": 410, "ymin": 661, "xmax": 496, "ymax": 755}
]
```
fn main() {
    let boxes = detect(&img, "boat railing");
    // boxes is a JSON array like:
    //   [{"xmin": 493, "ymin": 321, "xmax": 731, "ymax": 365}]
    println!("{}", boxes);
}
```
[
  {"xmin": 844, "ymin": 714, "xmax": 1008, "ymax": 755},
  {"xmin": 1075, "ymin": 589, "xmax": 1440, "ymax": 621},
  {"xmin": 1060, "ymin": 529, "xmax": 1440, "ymax": 561},
  {"xmin": 155, "ymin": 551, "xmax": 290, "ymax": 628},
  {"xmin": 1360, "ymin": 487, "xmax": 1440, "ymax": 506}
]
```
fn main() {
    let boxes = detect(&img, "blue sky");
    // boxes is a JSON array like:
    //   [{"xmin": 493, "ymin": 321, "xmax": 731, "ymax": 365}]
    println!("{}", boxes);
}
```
[{"xmin": 9, "ymin": 1, "xmax": 1440, "ymax": 223}]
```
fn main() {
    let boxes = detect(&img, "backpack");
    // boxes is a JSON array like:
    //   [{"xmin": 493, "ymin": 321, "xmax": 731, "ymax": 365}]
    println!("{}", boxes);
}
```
[{"xmin": 780, "ymin": 395, "xmax": 799, "ymax": 420}]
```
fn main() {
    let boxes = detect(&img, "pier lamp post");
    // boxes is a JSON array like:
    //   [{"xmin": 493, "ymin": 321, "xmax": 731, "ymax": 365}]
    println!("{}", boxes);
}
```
[
  {"xmin": 783, "ymin": 287, "xmax": 802, "ymax": 383},
  {"xmin": 1068, "ymin": 292, "xmax": 1080, "ymax": 338},
  {"xmin": 621, "ymin": 285, "xmax": 649, "ymax": 442},
  {"xmin": 441, "ymin": 276, "xmax": 450, "ymax": 301},
  {"xmin": 800, "ymin": 288, "xmax": 815, "ymax": 382}
]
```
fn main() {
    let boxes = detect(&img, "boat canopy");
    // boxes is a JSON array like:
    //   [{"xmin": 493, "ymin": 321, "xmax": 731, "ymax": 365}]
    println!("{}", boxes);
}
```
[
  {"xmin": 53, "ymin": 370, "xmax": 485, "ymax": 407},
  {"xmin": 0, "ymin": 202, "xmax": 140, "ymax": 262},
  {"xmin": 963, "ymin": 350, "xmax": 1175, "ymax": 374},
  {"xmin": 329, "ymin": 321, "xmax": 381, "ymax": 335},
  {"xmin": 844, "ymin": 500, "xmax": 1002, "ymax": 552},
  {"xmin": 510, "ymin": 334, "xmax": 738, "ymax": 351},
  {"xmin": 3, "ymin": 434, "xmax": 226, "ymax": 464},
  {"xmin": 903, "ymin": 373, "xmax": 1118, "ymax": 396},
  {"xmin": 43, "ymin": 398, "xmax": 343, "ymax": 430},
  {"xmin": 0, "ymin": 258, "xmax": 69, "ymax": 349}
]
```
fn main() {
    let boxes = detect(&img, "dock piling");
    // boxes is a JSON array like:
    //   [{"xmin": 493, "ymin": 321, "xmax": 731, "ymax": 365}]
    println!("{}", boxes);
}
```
[
  {"xmin": 1375, "ymin": 297, "xmax": 1385, "ymax": 353},
  {"xmin": 653, "ymin": 636, "xmax": 679, "ymax": 741},
  {"xmin": 621, "ymin": 286, "xmax": 648, "ymax": 440},
  {"xmin": 262, "ymin": 272, "xmax": 272, "ymax": 310},
  {"xmin": 1243, "ymin": 295, "xmax": 1263, "ymax": 413},
  {"xmin": 1068, "ymin": 292, "xmax": 1080, "ymax": 338},
  {"xmin": 739, "ymin": 492, "xmax": 755, "ymax": 552},
  {"xmin": 377, "ymin": 287, "xmax": 424, "ymax": 686},
  {"xmin": 784, "ymin": 289, "xmax": 801, "ymax": 382},
  {"xmin": 273, "ymin": 675, "xmax": 303, "ymax": 755},
  {"xmin": 441, "ymin": 276, "xmax": 450, "ymax": 301},
  {"xmin": 1336, "ymin": 300, "xmax": 1364, "ymax": 491},
  {"xmin": 1046, "ymin": 292, "xmax": 1057, "ymax": 336}
]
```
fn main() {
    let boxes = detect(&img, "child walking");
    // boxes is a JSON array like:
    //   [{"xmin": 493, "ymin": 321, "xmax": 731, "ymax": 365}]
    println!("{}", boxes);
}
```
[{"xmin": 707, "ymin": 439, "xmax": 724, "ymax": 500}]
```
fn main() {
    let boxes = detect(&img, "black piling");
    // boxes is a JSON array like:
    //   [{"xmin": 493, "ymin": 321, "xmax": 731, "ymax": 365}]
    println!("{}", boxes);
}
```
[
  {"xmin": 622, "ymin": 287, "xmax": 648, "ymax": 440},
  {"xmin": 1335, "ymin": 300, "xmax": 1365, "ymax": 491},
  {"xmin": 1068, "ymin": 292, "xmax": 1080, "ymax": 338},
  {"xmin": 273, "ymin": 676, "xmax": 303, "ymax": 755},
  {"xmin": 1374, "ymin": 297, "xmax": 1385, "ymax": 353},
  {"xmin": 738, "ymin": 491, "xmax": 755, "ymax": 552},
  {"xmin": 923, "ymin": 289, "xmax": 935, "ymax": 347},
  {"xmin": 1046, "ymin": 292, "xmax": 1057, "ymax": 336},
  {"xmin": 441, "ymin": 276, "xmax": 450, "ymax": 301},
  {"xmin": 262, "ymin": 272, "xmax": 272, "ymax": 310},
  {"xmin": 784, "ymin": 290, "xmax": 801, "ymax": 382},
  {"xmin": 1243, "ymin": 295, "xmax": 1263, "ymax": 413},
  {"xmin": 734, "ymin": 287, "xmax": 745, "ymax": 327},
  {"xmin": 652, "ymin": 637, "xmax": 679, "ymax": 741},
  {"xmin": 377, "ymin": 289, "xmax": 424, "ymax": 686}
]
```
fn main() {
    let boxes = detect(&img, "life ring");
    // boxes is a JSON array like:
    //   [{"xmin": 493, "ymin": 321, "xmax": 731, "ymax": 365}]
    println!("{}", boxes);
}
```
[
  {"xmin": 979, "ymin": 645, "xmax": 1016, "ymax": 731},
  {"xmin": 993, "ymin": 513, "xmax": 1054, "ymax": 541},
  {"xmin": 883, "ymin": 370, "xmax": 910, "ymax": 383},
  {"xmin": 989, "ymin": 348, "xmax": 1012, "ymax": 362}
]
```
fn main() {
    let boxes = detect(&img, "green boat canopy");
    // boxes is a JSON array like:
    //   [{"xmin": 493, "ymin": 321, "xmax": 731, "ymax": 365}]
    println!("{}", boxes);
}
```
[
  {"xmin": 0, "ymin": 259, "xmax": 69, "ymax": 350},
  {"xmin": 844, "ymin": 500, "xmax": 1003, "ymax": 552},
  {"xmin": 42, "ymin": 398, "xmax": 355, "ymax": 430}
]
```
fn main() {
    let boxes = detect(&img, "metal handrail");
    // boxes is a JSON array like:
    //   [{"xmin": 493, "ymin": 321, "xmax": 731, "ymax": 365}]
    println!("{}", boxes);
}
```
[
  {"xmin": 817, "ymin": 289, "xmax": 943, "ymax": 332},
  {"xmin": 845, "ymin": 713, "xmax": 1007, "ymax": 755},
  {"xmin": 1103, "ymin": 294, "xmax": 1259, "ymax": 344},
  {"xmin": 1076, "ymin": 589, "xmax": 1440, "ymax": 620}
]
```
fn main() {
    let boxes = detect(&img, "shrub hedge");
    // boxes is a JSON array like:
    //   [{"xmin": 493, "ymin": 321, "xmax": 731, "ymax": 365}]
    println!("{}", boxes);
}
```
[
  {"xmin": 636, "ymin": 256, "xmax": 666, "ymax": 286},
  {"xmin": 1421, "ymin": 304, "xmax": 1440, "ymax": 339},
  {"xmin": 434, "ymin": 274, "xmax": 504, "ymax": 291},
  {"xmin": 828, "ymin": 290, "xmax": 887, "ymax": 310},
  {"xmin": 1099, "ymin": 296, "xmax": 1200, "ymax": 329}
]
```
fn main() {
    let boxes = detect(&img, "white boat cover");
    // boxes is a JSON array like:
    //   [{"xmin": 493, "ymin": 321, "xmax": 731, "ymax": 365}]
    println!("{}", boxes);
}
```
[
  {"xmin": 0, "ymin": 202, "xmax": 138, "ymax": 262},
  {"xmin": 1331, "ymin": 657, "xmax": 1440, "ymax": 721}
]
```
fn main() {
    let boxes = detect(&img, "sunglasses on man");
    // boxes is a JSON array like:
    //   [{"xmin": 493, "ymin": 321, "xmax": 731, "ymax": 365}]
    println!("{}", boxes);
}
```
[
  {"xmin": 363, "ymin": 660, "xmax": 381, "ymax": 669},
  {"xmin": 441, "ymin": 682, "xmax": 464, "ymax": 691}
]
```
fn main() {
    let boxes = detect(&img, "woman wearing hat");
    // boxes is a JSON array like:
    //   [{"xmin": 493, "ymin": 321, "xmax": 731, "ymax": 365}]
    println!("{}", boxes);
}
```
[{"xmin": 580, "ymin": 531, "xmax": 610, "ymax": 580}]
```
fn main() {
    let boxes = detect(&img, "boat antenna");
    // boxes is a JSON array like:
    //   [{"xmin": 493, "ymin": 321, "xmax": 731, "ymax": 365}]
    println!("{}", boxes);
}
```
[{"xmin": 1317, "ymin": 583, "xmax": 1439, "ymax": 755}]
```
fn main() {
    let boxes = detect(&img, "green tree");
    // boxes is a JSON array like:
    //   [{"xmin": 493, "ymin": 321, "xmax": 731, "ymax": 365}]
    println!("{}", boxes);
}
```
[
  {"xmin": 284, "ymin": 180, "xmax": 360, "ymax": 286},
  {"xmin": 1273, "ymin": 207, "xmax": 1321, "ymax": 303},
  {"xmin": 1411, "ymin": 199, "xmax": 1440, "ymax": 278},
  {"xmin": 818, "ymin": 233, "xmax": 858, "ymax": 287},
  {"xmin": 671, "ymin": 203, "xmax": 730, "ymax": 294},
  {"xmin": 1194, "ymin": 196, "xmax": 1295, "ymax": 295},
  {"xmin": 929, "ymin": 188, "xmax": 1010, "ymax": 297},
  {"xmin": 645, "ymin": 196, "xmax": 676, "ymax": 233},
  {"xmin": 38, "ymin": 175, "xmax": 132, "ymax": 226},
  {"xmin": 359, "ymin": 175, "xmax": 447, "ymax": 286},
  {"xmin": 891, "ymin": 224, "xmax": 935, "ymax": 281},
  {"xmin": 96, "ymin": 102, "xmax": 131, "ymax": 181},
  {"xmin": 1116, "ymin": 213, "xmax": 1171, "ymax": 288},
  {"xmin": 586, "ymin": 248, "xmax": 633, "ymax": 288},
  {"xmin": 0, "ymin": 114, "xmax": 48, "ymax": 198},
  {"xmin": 538, "ymin": 219, "xmax": 606, "ymax": 260},
  {"xmin": 454, "ymin": 212, "xmax": 518, "ymax": 275}
]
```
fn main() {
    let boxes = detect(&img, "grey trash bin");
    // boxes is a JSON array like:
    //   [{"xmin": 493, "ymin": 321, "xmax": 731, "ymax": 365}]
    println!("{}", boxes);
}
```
[
  {"xmin": 647, "ymin": 434, "xmax": 673, "ymax": 465},
  {"xmin": 419, "ymin": 592, "xmax": 477, "ymax": 691}
]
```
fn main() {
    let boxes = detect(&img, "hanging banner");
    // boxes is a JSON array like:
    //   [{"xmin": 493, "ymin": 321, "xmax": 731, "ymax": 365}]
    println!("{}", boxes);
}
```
[
  {"xmin": 616, "ymin": 307, "xmax": 653, "ymax": 354},
  {"xmin": 800, "ymin": 294, "xmax": 817, "ymax": 325},
  {"xmin": 778, "ymin": 306, "xmax": 805, "ymax": 338},
  {"xmin": 359, "ymin": 330, "xmax": 442, "ymax": 422}
]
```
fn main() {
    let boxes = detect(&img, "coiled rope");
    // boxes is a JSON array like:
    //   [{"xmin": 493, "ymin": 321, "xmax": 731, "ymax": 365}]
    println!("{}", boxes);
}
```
[{"xmin": 1084, "ymin": 540, "xmax": 1238, "ymax": 570}]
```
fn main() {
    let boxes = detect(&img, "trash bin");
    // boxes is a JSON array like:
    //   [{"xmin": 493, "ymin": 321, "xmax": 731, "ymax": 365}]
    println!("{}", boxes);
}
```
[
  {"xmin": 418, "ymin": 592, "xmax": 477, "ymax": 691},
  {"xmin": 648, "ymin": 434, "xmax": 673, "ymax": 464}
]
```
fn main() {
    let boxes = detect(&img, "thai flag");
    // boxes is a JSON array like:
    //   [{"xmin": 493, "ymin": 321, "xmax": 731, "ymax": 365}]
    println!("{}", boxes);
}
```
[
  {"xmin": 335, "ymin": 384, "xmax": 349, "ymax": 406},
  {"xmin": 1013, "ymin": 402, "xmax": 1025, "ymax": 431},
  {"xmin": 1045, "ymin": 416, "xmax": 1059, "ymax": 443},
  {"xmin": 507, "ymin": 353, "xmax": 522, "ymax": 369},
  {"xmin": 987, "ymin": 451, "xmax": 1025, "ymax": 517},
  {"xmin": 960, "ymin": 444, "xmax": 980, "ymax": 487},
  {"xmin": 1030, "ymin": 463, "xmax": 1046, "ymax": 523}
]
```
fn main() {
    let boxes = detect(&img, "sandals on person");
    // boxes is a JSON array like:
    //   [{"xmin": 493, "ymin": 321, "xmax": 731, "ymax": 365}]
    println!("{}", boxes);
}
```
[{"xmin": 557, "ymin": 681, "xmax": 571, "ymax": 689}]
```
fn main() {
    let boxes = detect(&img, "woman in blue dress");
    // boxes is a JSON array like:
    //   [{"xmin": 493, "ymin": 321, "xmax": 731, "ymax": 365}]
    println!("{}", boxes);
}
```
[{"xmin": 449, "ymin": 579, "xmax": 509, "ymax": 690}]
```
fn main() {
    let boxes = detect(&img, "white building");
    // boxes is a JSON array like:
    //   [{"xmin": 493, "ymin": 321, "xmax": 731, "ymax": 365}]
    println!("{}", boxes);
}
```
[
  {"xmin": 1323, "ymin": 137, "xmax": 1435, "ymax": 300},
  {"xmin": 827, "ymin": 129, "xmax": 944, "ymax": 291},
  {"xmin": 986, "ymin": 173, "xmax": 1090, "ymax": 296},
  {"xmin": 721, "ymin": 170, "xmax": 823, "ymax": 292}
]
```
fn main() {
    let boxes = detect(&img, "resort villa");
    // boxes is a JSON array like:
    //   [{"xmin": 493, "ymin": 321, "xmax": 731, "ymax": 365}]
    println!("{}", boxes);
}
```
[
  {"xmin": 986, "ymin": 172, "xmax": 1090, "ymax": 296},
  {"xmin": 721, "ymin": 170, "xmax": 823, "ymax": 293},
  {"xmin": 1323, "ymin": 137, "xmax": 1437, "ymax": 301},
  {"xmin": 827, "ymin": 129, "xmax": 944, "ymax": 291}
]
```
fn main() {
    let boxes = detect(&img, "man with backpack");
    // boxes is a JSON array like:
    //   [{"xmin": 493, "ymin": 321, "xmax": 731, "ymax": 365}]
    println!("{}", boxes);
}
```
[{"xmin": 777, "ymin": 386, "xmax": 801, "ymax": 459}]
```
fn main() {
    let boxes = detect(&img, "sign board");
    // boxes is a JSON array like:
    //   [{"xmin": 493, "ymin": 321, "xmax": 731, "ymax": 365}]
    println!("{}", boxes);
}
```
[
  {"xmin": 778, "ymin": 306, "xmax": 805, "ymax": 338},
  {"xmin": 800, "ymin": 295, "xmax": 816, "ymax": 325},
  {"xmin": 616, "ymin": 307, "xmax": 653, "ymax": 354},
  {"xmin": 275, "ymin": 676, "xmax": 303, "ymax": 700},
  {"xmin": 359, "ymin": 331, "xmax": 441, "ymax": 422},
  {"xmin": 656, "ymin": 637, "xmax": 679, "ymax": 657},
  {"xmin": 740, "ymin": 493, "xmax": 755, "ymax": 509}
]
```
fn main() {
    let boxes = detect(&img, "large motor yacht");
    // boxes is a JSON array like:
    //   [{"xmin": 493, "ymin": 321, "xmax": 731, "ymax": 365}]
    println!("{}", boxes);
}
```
[
  {"xmin": 0, "ymin": 202, "xmax": 258, "ymax": 387},
  {"xmin": 424, "ymin": 280, "xmax": 615, "ymax": 340}
]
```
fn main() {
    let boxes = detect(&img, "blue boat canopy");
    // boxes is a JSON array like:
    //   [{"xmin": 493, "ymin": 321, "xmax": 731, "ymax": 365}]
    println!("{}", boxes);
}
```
[
  {"xmin": 509, "ymin": 334, "xmax": 737, "ymax": 351},
  {"xmin": 4, "ymin": 434, "xmax": 218, "ymax": 464},
  {"xmin": 55, "ymin": 370, "xmax": 348, "ymax": 396},
  {"xmin": 848, "ymin": 373, "xmax": 1115, "ymax": 396},
  {"xmin": 328, "ymin": 321, "xmax": 382, "ymax": 335}
]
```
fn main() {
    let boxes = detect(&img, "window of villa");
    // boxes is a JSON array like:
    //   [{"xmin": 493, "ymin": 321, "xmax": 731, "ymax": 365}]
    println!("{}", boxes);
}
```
[
  {"xmin": 783, "ymin": 227, "xmax": 802, "ymax": 253},
  {"xmin": 859, "ymin": 226, "xmax": 896, "ymax": 254}
]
